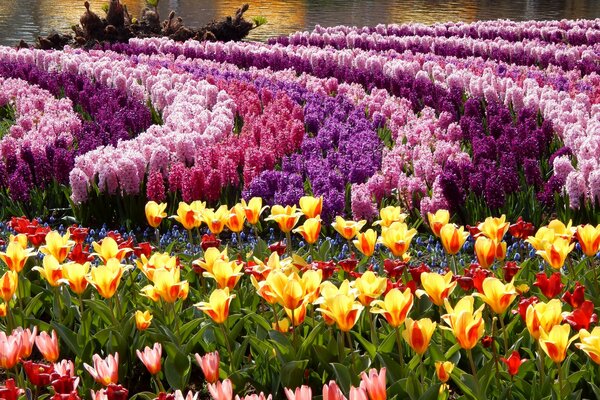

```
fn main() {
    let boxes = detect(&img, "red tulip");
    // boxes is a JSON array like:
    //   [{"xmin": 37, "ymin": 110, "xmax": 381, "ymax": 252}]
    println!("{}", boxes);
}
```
[
  {"xmin": 68, "ymin": 226, "xmax": 89, "ymax": 244},
  {"xmin": 51, "ymin": 374, "xmax": 80, "ymax": 395},
  {"xmin": 105, "ymin": 384, "xmax": 128, "ymax": 400},
  {"xmin": 500, "ymin": 351, "xmax": 526, "ymax": 376},
  {"xmin": 481, "ymin": 336, "xmax": 494, "ymax": 348},
  {"xmin": 564, "ymin": 300, "xmax": 598, "ymax": 331},
  {"xmin": 68, "ymin": 243, "xmax": 94, "ymax": 264},
  {"xmin": 382, "ymin": 259, "xmax": 406, "ymax": 280},
  {"xmin": 562, "ymin": 282, "xmax": 586, "ymax": 309},
  {"xmin": 533, "ymin": 272, "xmax": 564, "ymax": 299},
  {"xmin": 133, "ymin": 242, "xmax": 154, "ymax": 258},
  {"xmin": 268, "ymin": 241, "xmax": 286, "ymax": 256},
  {"xmin": 338, "ymin": 255, "xmax": 358, "ymax": 273},
  {"xmin": 408, "ymin": 264, "xmax": 431, "ymax": 285},
  {"xmin": 0, "ymin": 379, "xmax": 24, "ymax": 400},
  {"xmin": 502, "ymin": 261, "xmax": 520, "ymax": 282},
  {"xmin": 202, "ymin": 234, "xmax": 222, "ymax": 252},
  {"xmin": 513, "ymin": 296, "xmax": 539, "ymax": 322},
  {"xmin": 23, "ymin": 361, "xmax": 54, "ymax": 386},
  {"xmin": 509, "ymin": 217, "xmax": 535, "ymax": 239}
]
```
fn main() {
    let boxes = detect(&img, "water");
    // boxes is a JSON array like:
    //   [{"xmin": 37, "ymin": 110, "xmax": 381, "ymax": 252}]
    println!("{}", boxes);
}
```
[{"xmin": 0, "ymin": 0, "xmax": 599, "ymax": 46}]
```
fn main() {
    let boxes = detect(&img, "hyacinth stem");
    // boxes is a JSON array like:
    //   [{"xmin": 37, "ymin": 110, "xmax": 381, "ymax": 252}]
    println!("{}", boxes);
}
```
[
  {"xmin": 154, "ymin": 375, "xmax": 166, "ymax": 394},
  {"xmin": 466, "ymin": 348, "xmax": 477, "ymax": 379},
  {"xmin": 286, "ymin": 232, "xmax": 293, "ymax": 258},
  {"xmin": 499, "ymin": 315, "xmax": 509, "ymax": 354},
  {"xmin": 395, "ymin": 326, "xmax": 405, "ymax": 373},
  {"xmin": 538, "ymin": 342, "xmax": 546, "ymax": 385}
]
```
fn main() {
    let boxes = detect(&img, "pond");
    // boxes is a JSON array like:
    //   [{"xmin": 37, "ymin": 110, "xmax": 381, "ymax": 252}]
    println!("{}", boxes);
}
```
[{"xmin": 0, "ymin": 0, "xmax": 599, "ymax": 45}]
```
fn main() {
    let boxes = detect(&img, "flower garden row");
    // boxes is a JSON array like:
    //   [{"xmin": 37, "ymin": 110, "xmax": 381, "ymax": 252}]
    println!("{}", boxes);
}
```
[{"xmin": 0, "ymin": 198, "xmax": 600, "ymax": 399}]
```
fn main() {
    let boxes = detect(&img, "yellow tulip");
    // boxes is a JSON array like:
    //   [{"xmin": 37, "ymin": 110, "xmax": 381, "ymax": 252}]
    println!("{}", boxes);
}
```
[
  {"xmin": 195, "ymin": 288, "xmax": 236, "ymax": 324},
  {"xmin": 354, "ymin": 271, "xmax": 387, "ymax": 306},
  {"xmin": 136, "ymin": 252, "xmax": 179, "ymax": 281},
  {"xmin": 379, "ymin": 222, "xmax": 417, "ymax": 257},
  {"xmin": 474, "ymin": 236, "xmax": 504, "ymax": 269},
  {"xmin": 226, "ymin": 204, "xmax": 246, "ymax": 233},
  {"xmin": 135, "ymin": 310, "xmax": 153, "ymax": 330},
  {"xmin": 403, "ymin": 318, "xmax": 436, "ymax": 355},
  {"xmin": 142, "ymin": 267, "xmax": 188, "ymax": 303},
  {"xmin": 145, "ymin": 201, "xmax": 167, "ymax": 228},
  {"xmin": 525, "ymin": 299, "xmax": 563, "ymax": 340},
  {"xmin": 299, "ymin": 196, "xmax": 323, "ymax": 219},
  {"xmin": 439, "ymin": 224, "xmax": 468, "ymax": 255},
  {"xmin": 293, "ymin": 217, "xmax": 322, "ymax": 245},
  {"xmin": 92, "ymin": 237, "xmax": 132, "ymax": 264},
  {"xmin": 536, "ymin": 237, "xmax": 574, "ymax": 270},
  {"xmin": 0, "ymin": 241, "xmax": 36, "ymax": 273},
  {"xmin": 525, "ymin": 227, "xmax": 557, "ymax": 251},
  {"xmin": 193, "ymin": 247, "xmax": 229, "ymax": 275},
  {"xmin": 317, "ymin": 292, "xmax": 363, "ymax": 332},
  {"xmin": 331, "ymin": 216, "xmax": 367, "ymax": 240},
  {"xmin": 473, "ymin": 277, "xmax": 517, "ymax": 314},
  {"xmin": 285, "ymin": 302, "xmax": 307, "ymax": 326},
  {"xmin": 353, "ymin": 229, "xmax": 377, "ymax": 257},
  {"xmin": 477, "ymin": 215, "xmax": 510, "ymax": 242},
  {"xmin": 60, "ymin": 261, "xmax": 90, "ymax": 295},
  {"xmin": 10, "ymin": 234, "xmax": 28, "ymax": 249},
  {"xmin": 539, "ymin": 324, "xmax": 579, "ymax": 364},
  {"xmin": 416, "ymin": 271, "xmax": 457, "ymax": 307},
  {"xmin": 427, "ymin": 209, "xmax": 450, "ymax": 237},
  {"xmin": 547, "ymin": 219, "xmax": 575, "ymax": 241},
  {"xmin": 302, "ymin": 269, "xmax": 323, "ymax": 303},
  {"xmin": 316, "ymin": 280, "xmax": 356, "ymax": 326},
  {"xmin": 202, "ymin": 260, "xmax": 243, "ymax": 290},
  {"xmin": 441, "ymin": 296, "xmax": 485, "ymax": 350},
  {"xmin": 88, "ymin": 259, "xmax": 126, "ymax": 299},
  {"xmin": 435, "ymin": 361, "xmax": 454, "ymax": 383},
  {"xmin": 241, "ymin": 197, "xmax": 268, "ymax": 225},
  {"xmin": 0, "ymin": 270, "xmax": 18, "ymax": 302},
  {"xmin": 577, "ymin": 224, "xmax": 600, "ymax": 257},
  {"xmin": 373, "ymin": 206, "xmax": 407, "ymax": 228},
  {"xmin": 576, "ymin": 327, "xmax": 600, "ymax": 364},
  {"xmin": 371, "ymin": 288, "xmax": 414, "ymax": 327},
  {"xmin": 32, "ymin": 255, "xmax": 63, "ymax": 287},
  {"xmin": 265, "ymin": 205, "xmax": 303, "ymax": 233},
  {"xmin": 265, "ymin": 270, "xmax": 321, "ymax": 310},
  {"xmin": 202, "ymin": 205, "xmax": 230, "ymax": 235},
  {"xmin": 170, "ymin": 201, "xmax": 200, "ymax": 230}
]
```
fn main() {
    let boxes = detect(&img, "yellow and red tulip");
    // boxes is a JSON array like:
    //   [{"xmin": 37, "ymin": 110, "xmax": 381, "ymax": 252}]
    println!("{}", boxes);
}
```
[
  {"xmin": 477, "ymin": 215, "xmax": 510, "ymax": 242},
  {"xmin": 317, "ymin": 292, "xmax": 363, "ymax": 332},
  {"xmin": 32, "ymin": 255, "xmax": 63, "ymax": 287},
  {"xmin": 416, "ymin": 271, "xmax": 457, "ymax": 307},
  {"xmin": 241, "ymin": 197, "xmax": 268, "ymax": 225},
  {"xmin": 195, "ymin": 288, "xmax": 236, "ymax": 324},
  {"xmin": 369, "ymin": 287, "xmax": 414, "ymax": 328},
  {"xmin": 576, "ymin": 224, "xmax": 600, "ymax": 257},
  {"xmin": 92, "ymin": 237, "xmax": 132, "ymax": 264},
  {"xmin": 142, "ymin": 267, "xmax": 189, "ymax": 303},
  {"xmin": 0, "ymin": 270, "xmax": 18, "ymax": 303},
  {"xmin": 60, "ymin": 261, "xmax": 90, "ymax": 295},
  {"xmin": 88, "ymin": 258, "xmax": 126, "ymax": 299},
  {"xmin": 293, "ymin": 217, "xmax": 322, "ymax": 245},
  {"xmin": 441, "ymin": 296, "xmax": 485, "ymax": 350},
  {"xmin": 439, "ymin": 224, "xmax": 469, "ymax": 255},
  {"xmin": 536, "ymin": 237, "xmax": 575, "ymax": 270},
  {"xmin": 473, "ymin": 277, "xmax": 517, "ymax": 315},
  {"xmin": 435, "ymin": 361, "xmax": 454, "ymax": 383},
  {"xmin": 203, "ymin": 205, "xmax": 230, "ymax": 235},
  {"xmin": 135, "ymin": 310, "xmax": 153, "ymax": 331},
  {"xmin": 474, "ymin": 236, "xmax": 505, "ymax": 269},
  {"xmin": 226, "ymin": 204, "xmax": 246, "ymax": 233},
  {"xmin": 299, "ymin": 195, "xmax": 323, "ymax": 218},
  {"xmin": 354, "ymin": 271, "xmax": 387, "ymax": 306},
  {"xmin": 525, "ymin": 299, "xmax": 564, "ymax": 340},
  {"xmin": 353, "ymin": 229, "xmax": 377, "ymax": 257},
  {"xmin": 193, "ymin": 247, "xmax": 229, "ymax": 275},
  {"xmin": 331, "ymin": 216, "xmax": 367, "ymax": 241},
  {"xmin": 538, "ymin": 324, "xmax": 579, "ymax": 364},
  {"xmin": 145, "ymin": 201, "xmax": 167, "ymax": 229},
  {"xmin": 40, "ymin": 231, "xmax": 74, "ymax": 263},
  {"xmin": 427, "ymin": 209, "xmax": 450, "ymax": 237},
  {"xmin": 576, "ymin": 327, "xmax": 600, "ymax": 364},
  {"xmin": 203, "ymin": 260, "xmax": 243, "ymax": 290},
  {"xmin": 402, "ymin": 318, "xmax": 436, "ymax": 355},
  {"xmin": 373, "ymin": 206, "xmax": 407, "ymax": 228},
  {"xmin": 0, "ymin": 241, "xmax": 36, "ymax": 273},
  {"xmin": 379, "ymin": 222, "xmax": 417, "ymax": 257},
  {"xmin": 171, "ymin": 202, "xmax": 200, "ymax": 231}
]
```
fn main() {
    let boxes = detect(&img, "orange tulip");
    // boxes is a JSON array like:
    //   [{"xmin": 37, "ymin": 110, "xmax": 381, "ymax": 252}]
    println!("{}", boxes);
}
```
[
  {"xmin": 473, "ymin": 277, "xmax": 517, "ymax": 314},
  {"xmin": 402, "ymin": 318, "xmax": 436, "ymax": 355},
  {"xmin": 299, "ymin": 196, "xmax": 323, "ymax": 218},
  {"xmin": 145, "ymin": 201, "xmax": 167, "ymax": 229},
  {"xmin": 293, "ymin": 217, "xmax": 321, "ymax": 245},
  {"xmin": 241, "ymin": 197, "xmax": 268, "ymax": 225},
  {"xmin": 439, "ymin": 224, "xmax": 469, "ymax": 255},
  {"xmin": 416, "ymin": 271, "xmax": 457, "ymax": 307},
  {"xmin": 441, "ymin": 296, "xmax": 485, "ymax": 350},
  {"xmin": 331, "ymin": 216, "xmax": 366, "ymax": 240},
  {"xmin": 576, "ymin": 224, "xmax": 600, "ymax": 257},
  {"xmin": 539, "ymin": 324, "xmax": 579, "ymax": 364},
  {"xmin": 427, "ymin": 209, "xmax": 450, "ymax": 237},
  {"xmin": 353, "ymin": 229, "xmax": 377, "ymax": 257},
  {"xmin": 265, "ymin": 205, "xmax": 303, "ymax": 233},
  {"xmin": 195, "ymin": 288, "xmax": 236, "ymax": 324}
]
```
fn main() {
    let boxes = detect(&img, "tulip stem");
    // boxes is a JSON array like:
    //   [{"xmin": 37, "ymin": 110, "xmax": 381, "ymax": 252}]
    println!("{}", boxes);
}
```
[
  {"xmin": 557, "ymin": 363, "xmax": 564, "ymax": 397},
  {"xmin": 499, "ymin": 315, "xmax": 509, "ymax": 354},
  {"xmin": 368, "ymin": 308, "xmax": 379, "ymax": 346},
  {"xmin": 154, "ymin": 375, "xmax": 166, "ymax": 394},
  {"xmin": 451, "ymin": 255, "xmax": 458, "ymax": 275},
  {"xmin": 219, "ymin": 323, "xmax": 234, "ymax": 369},
  {"xmin": 155, "ymin": 228, "xmax": 160, "ymax": 247},
  {"xmin": 439, "ymin": 306, "xmax": 445, "ymax": 352},
  {"xmin": 187, "ymin": 229, "xmax": 194, "ymax": 246},
  {"xmin": 291, "ymin": 307, "xmax": 296, "ymax": 345},
  {"xmin": 78, "ymin": 294, "xmax": 85, "ymax": 321},
  {"xmin": 395, "ymin": 326, "xmax": 405, "ymax": 373},
  {"xmin": 5, "ymin": 304, "xmax": 14, "ymax": 333},
  {"xmin": 419, "ymin": 354, "xmax": 425, "ymax": 387},
  {"xmin": 466, "ymin": 349, "xmax": 477, "ymax": 377},
  {"xmin": 271, "ymin": 304, "xmax": 280, "ymax": 328},
  {"xmin": 537, "ymin": 342, "xmax": 546, "ymax": 385},
  {"xmin": 491, "ymin": 318, "xmax": 502, "ymax": 393},
  {"xmin": 286, "ymin": 232, "xmax": 293, "ymax": 257}
]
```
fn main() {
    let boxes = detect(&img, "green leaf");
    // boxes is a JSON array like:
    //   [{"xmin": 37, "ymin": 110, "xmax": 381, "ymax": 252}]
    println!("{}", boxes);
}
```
[
  {"xmin": 280, "ymin": 360, "xmax": 309, "ymax": 391},
  {"xmin": 51, "ymin": 322, "xmax": 81, "ymax": 359},
  {"xmin": 298, "ymin": 321, "xmax": 325, "ymax": 359},
  {"xmin": 330, "ymin": 363, "xmax": 353, "ymax": 395},
  {"xmin": 164, "ymin": 351, "xmax": 191, "ymax": 390},
  {"xmin": 351, "ymin": 331, "xmax": 377, "ymax": 359},
  {"xmin": 83, "ymin": 299, "xmax": 116, "ymax": 327}
]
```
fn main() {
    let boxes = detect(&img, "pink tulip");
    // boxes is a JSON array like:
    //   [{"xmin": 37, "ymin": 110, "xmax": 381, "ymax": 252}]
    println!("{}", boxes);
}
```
[
  {"xmin": 195, "ymin": 351, "xmax": 220, "ymax": 383},
  {"xmin": 284, "ymin": 386, "xmax": 312, "ymax": 400},
  {"xmin": 14, "ymin": 326, "xmax": 37, "ymax": 360},
  {"xmin": 84, "ymin": 353, "xmax": 119, "ymax": 386},
  {"xmin": 235, "ymin": 393, "xmax": 272, "ymax": 400},
  {"xmin": 0, "ymin": 331, "xmax": 22, "ymax": 369},
  {"xmin": 35, "ymin": 330, "xmax": 59, "ymax": 363},
  {"xmin": 360, "ymin": 368, "xmax": 386, "ymax": 400},
  {"xmin": 54, "ymin": 359, "xmax": 76, "ymax": 377},
  {"xmin": 323, "ymin": 381, "xmax": 347, "ymax": 400},
  {"xmin": 136, "ymin": 343, "xmax": 162, "ymax": 375},
  {"xmin": 173, "ymin": 390, "xmax": 198, "ymax": 400},
  {"xmin": 349, "ymin": 387, "xmax": 368, "ymax": 400},
  {"xmin": 208, "ymin": 379, "xmax": 233, "ymax": 400}
]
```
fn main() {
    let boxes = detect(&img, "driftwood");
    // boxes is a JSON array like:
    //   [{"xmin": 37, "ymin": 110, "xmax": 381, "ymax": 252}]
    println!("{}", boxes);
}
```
[{"xmin": 28, "ymin": 1, "xmax": 257, "ymax": 50}]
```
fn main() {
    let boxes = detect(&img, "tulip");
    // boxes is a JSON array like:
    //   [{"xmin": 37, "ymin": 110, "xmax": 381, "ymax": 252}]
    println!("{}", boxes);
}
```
[
  {"xmin": 193, "ymin": 247, "xmax": 229, "ymax": 275},
  {"xmin": 562, "ymin": 282, "xmax": 585, "ymax": 309},
  {"xmin": 84, "ymin": 353, "xmax": 119, "ymax": 386},
  {"xmin": 474, "ymin": 236, "xmax": 504, "ymax": 269},
  {"xmin": 416, "ymin": 271, "xmax": 457, "ymax": 307},
  {"xmin": 317, "ymin": 292, "xmax": 363, "ymax": 332},
  {"xmin": 477, "ymin": 215, "xmax": 510, "ymax": 242},
  {"xmin": 32, "ymin": 255, "xmax": 63, "ymax": 287},
  {"xmin": 533, "ymin": 272, "xmax": 564, "ymax": 299},
  {"xmin": 241, "ymin": 197, "xmax": 268, "ymax": 225},
  {"xmin": 142, "ymin": 267, "xmax": 189, "ymax": 303},
  {"xmin": 547, "ymin": 219, "xmax": 575, "ymax": 241},
  {"xmin": 203, "ymin": 260, "xmax": 243, "ymax": 290},
  {"xmin": 402, "ymin": 318, "xmax": 436, "ymax": 355},
  {"xmin": 285, "ymin": 303, "xmax": 307, "ymax": 327},
  {"xmin": 353, "ymin": 229, "xmax": 377, "ymax": 257},
  {"xmin": 0, "ymin": 303, "xmax": 6, "ymax": 318},
  {"xmin": 0, "ymin": 241, "xmax": 36, "ymax": 273},
  {"xmin": 35, "ymin": 330, "xmax": 60, "ymax": 363},
  {"xmin": 577, "ymin": 224, "xmax": 600, "ymax": 257},
  {"xmin": 265, "ymin": 270, "xmax": 314, "ymax": 310},
  {"xmin": 196, "ymin": 288, "xmax": 236, "ymax": 324},
  {"xmin": 299, "ymin": 196, "xmax": 323, "ymax": 218},
  {"xmin": 536, "ymin": 238, "xmax": 574, "ymax": 270},
  {"xmin": 354, "ymin": 271, "xmax": 387, "ymax": 306},
  {"xmin": 374, "ymin": 206, "xmax": 407, "ymax": 228},
  {"xmin": 236, "ymin": 393, "xmax": 272, "ymax": 400},
  {"xmin": 171, "ymin": 202, "xmax": 200, "ymax": 231},
  {"xmin": 272, "ymin": 318, "xmax": 291, "ymax": 333},
  {"xmin": 441, "ymin": 296, "xmax": 485, "ymax": 350},
  {"xmin": 500, "ymin": 351, "xmax": 525, "ymax": 376},
  {"xmin": 563, "ymin": 300, "xmax": 598, "ymax": 331},
  {"xmin": 525, "ymin": 227, "xmax": 557, "ymax": 251},
  {"xmin": 0, "ymin": 379, "xmax": 23, "ymax": 400},
  {"xmin": 266, "ymin": 205, "xmax": 303, "ymax": 234},
  {"xmin": 322, "ymin": 381, "xmax": 346, "ymax": 400},
  {"xmin": 203, "ymin": 205, "xmax": 231, "ymax": 235},
  {"xmin": 0, "ymin": 270, "xmax": 18, "ymax": 302},
  {"xmin": 226, "ymin": 205, "xmax": 246, "ymax": 233},
  {"xmin": 371, "ymin": 288, "xmax": 413, "ymax": 327},
  {"xmin": 525, "ymin": 299, "xmax": 564, "ymax": 340},
  {"xmin": 0, "ymin": 331, "xmax": 22, "ymax": 369},
  {"xmin": 135, "ymin": 310, "xmax": 152, "ymax": 330},
  {"xmin": 473, "ymin": 277, "xmax": 517, "ymax": 314},
  {"xmin": 379, "ymin": 222, "xmax": 417, "ymax": 257},
  {"xmin": 92, "ymin": 237, "xmax": 132, "ymax": 264},
  {"xmin": 439, "ymin": 224, "xmax": 469, "ymax": 255},
  {"xmin": 538, "ymin": 324, "xmax": 578, "ymax": 364},
  {"xmin": 360, "ymin": 367, "xmax": 386, "ymax": 400},
  {"xmin": 23, "ymin": 361, "xmax": 54, "ymax": 386},
  {"xmin": 427, "ymin": 209, "xmax": 450, "ymax": 237},
  {"xmin": 284, "ymin": 385, "xmax": 311, "ymax": 400},
  {"xmin": 293, "ymin": 217, "xmax": 321, "ymax": 245},
  {"xmin": 136, "ymin": 343, "xmax": 162, "ymax": 375},
  {"xmin": 53, "ymin": 359, "xmax": 75, "ymax": 377},
  {"xmin": 88, "ymin": 259, "xmax": 125, "ymax": 299},
  {"xmin": 331, "ymin": 216, "xmax": 367, "ymax": 240},
  {"xmin": 435, "ymin": 361, "xmax": 454, "ymax": 383},
  {"xmin": 349, "ymin": 386, "xmax": 368, "ymax": 400},
  {"xmin": 145, "ymin": 201, "xmax": 167, "ymax": 228},
  {"xmin": 14, "ymin": 326, "xmax": 37, "ymax": 360},
  {"xmin": 509, "ymin": 217, "xmax": 535, "ymax": 239},
  {"xmin": 195, "ymin": 351, "xmax": 220, "ymax": 383},
  {"xmin": 40, "ymin": 231, "xmax": 74, "ymax": 263},
  {"xmin": 576, "ymin": 327, "xmax": 600, "ymax": 364},
  {"xmin": 60, "ymin": 262, "xmax": 90, "ymax": 295},
  {"xmin": 208, "ymin": 379, "xmax": 233, "ymax": 400}
]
